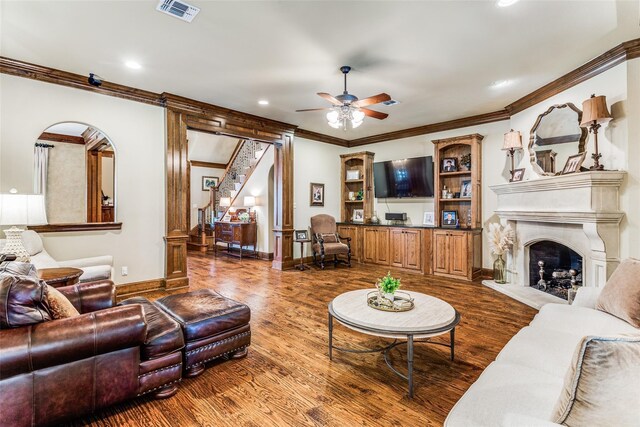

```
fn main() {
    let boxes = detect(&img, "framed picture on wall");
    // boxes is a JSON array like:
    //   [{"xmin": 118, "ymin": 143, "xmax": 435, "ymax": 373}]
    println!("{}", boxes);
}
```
[
  {"xmin": 310, "ymin": 182, "xmax": 325, "ymax": 206},
  {"xmin": 202, "ymin": 176, "xmax": 219, "ymax": 191}
]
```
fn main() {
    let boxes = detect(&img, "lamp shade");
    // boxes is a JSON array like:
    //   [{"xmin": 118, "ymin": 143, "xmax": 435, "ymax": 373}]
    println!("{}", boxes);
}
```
[
  {"xmin": 580, "ymin": 95, "xmax": 611, "ymax": 126},
  {"xmin": 502, "ymin": 129, "xmax": 523, "ymax": 150},
  {"xmin": 219, "ymin": 197, "xmax": 231, "ymax": 207},
  {"xmin": 0, "ymin": 194, "xmax": 48, "ymax": 225},
  {"xmin": 243, "ymin": 196, "xmax": 256, "ymax": 207}
]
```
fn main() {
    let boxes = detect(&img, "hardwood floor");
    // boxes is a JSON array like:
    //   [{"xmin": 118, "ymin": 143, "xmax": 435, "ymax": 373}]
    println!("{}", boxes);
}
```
[{"xmin": 69, "ymin": 253, "xmax": 536, "ymax": 427}]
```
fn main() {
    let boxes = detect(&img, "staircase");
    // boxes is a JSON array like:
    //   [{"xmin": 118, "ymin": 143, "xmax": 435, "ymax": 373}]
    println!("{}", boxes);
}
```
[{"xmin": 187, "ymin": 139, "xmax": 269, "ymax": 252}]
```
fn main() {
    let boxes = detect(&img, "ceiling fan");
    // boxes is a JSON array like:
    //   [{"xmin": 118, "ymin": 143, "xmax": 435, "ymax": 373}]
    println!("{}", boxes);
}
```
[{"xmin": 296, "ymin": 66, "xmax": 391, "ymax": 130}]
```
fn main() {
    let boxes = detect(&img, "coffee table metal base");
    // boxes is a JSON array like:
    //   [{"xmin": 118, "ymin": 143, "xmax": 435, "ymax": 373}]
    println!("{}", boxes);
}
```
[{"xmin": 328, "ymin": 310, "xmax": 459, "ymax": 398}]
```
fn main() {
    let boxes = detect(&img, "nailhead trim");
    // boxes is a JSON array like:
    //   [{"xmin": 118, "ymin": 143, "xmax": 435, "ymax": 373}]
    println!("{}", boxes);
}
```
[
  {"xmin": 185, "ymin": 331, "xmax": 251, "ymax": 369},
  {"xmin": 138, "ymin": 362, "xmax": 182, "ymax": 379},
  {"xmin": 137, "ymin": 378, "xmax": 182, "ymax": 397}
]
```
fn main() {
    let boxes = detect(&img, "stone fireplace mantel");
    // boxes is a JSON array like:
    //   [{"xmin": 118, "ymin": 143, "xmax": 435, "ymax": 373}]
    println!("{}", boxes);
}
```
[{"xmin": 490, "ymin": 171, "xmax": 626, "ymax": 292}]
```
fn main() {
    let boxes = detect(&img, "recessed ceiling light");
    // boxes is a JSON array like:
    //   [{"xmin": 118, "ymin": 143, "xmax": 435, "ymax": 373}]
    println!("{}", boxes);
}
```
[
  {"xmin": 258, "ymin": 100, "xmax": 269, "ymax": 106},
  {"xmin": 496, "ymin": 0, "xmax": 519, "ymax": 7},
  {"xmin": 125, "ymin": 60, "xmax": 142, "ymax": 70},
  {"xmin": 490, "ymin": 80, "xmax": 512, "ymax": 89}
]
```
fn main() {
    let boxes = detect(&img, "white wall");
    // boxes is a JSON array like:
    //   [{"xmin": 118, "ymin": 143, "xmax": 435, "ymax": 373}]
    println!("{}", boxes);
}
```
[
  {"xmin": 190, "ymin": 165, "xmax": 225, "ymax": 229},
  {"xmin": 0, "ymin": 74, "xmax": 165, "ymax": 284},
  {"xmin": 44, "ymin": 140, "xmax": 86, "ymax": 223},
  {"xmin": 293, "ymin": 138, "xmax": 348, "ymax": 258}
]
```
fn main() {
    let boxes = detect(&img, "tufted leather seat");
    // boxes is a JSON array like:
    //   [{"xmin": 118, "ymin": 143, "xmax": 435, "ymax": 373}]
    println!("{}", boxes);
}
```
[{"xmin": 155, "ymin": 289, "xmax": 251, "ymax": 377}]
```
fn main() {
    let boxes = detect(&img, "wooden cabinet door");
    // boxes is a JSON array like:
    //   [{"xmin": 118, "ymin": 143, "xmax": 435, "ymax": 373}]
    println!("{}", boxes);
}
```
[
  {"xmin": 403, "ymin": 229, "xmax": 422, "ymax": 271},
  {"xmin": 433, "ymin": 230, "xmax": 450, "ymax": 274},
  {"xmin": 448, "ymin": 231, "xmax": 469, "ymax": 277},
  {"xmin": 389, "ymin": 229, "xmax": 404, "ymax": 268},
  {"xmin": 338, "ymin": 225, "xmax": 360, "ymax": 262},
  {"xmin": 363, "ymin": 227, "xmax": 377, "ymax": 263},
  {"xmin": 375, "ymin": 228, "xmax": 390, "ymax": 265}
]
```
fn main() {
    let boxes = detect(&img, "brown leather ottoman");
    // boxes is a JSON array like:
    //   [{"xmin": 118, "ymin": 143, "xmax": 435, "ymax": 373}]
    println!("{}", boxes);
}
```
[
  {"xmin": 155, "ymin": 289, "xmax": 251, "ymax": 377},
  {"xmin": 119, "ymin": 297, "xmax": 185, "ymax": 398}
]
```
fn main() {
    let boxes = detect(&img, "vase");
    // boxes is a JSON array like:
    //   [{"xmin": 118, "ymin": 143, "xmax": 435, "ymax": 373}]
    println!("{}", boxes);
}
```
[
  {"xmin": 493, "ymin": 254, "xmax": 506, "ymax": 284},
  {"xmin": 385, "ymin": 292, "xmax": 395, "ymax": 302}
]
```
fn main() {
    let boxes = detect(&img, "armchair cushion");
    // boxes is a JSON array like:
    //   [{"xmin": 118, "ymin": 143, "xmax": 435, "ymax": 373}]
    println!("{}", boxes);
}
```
[
  {"xmin": 0, "ymin": 272, "xmax": 51, "ymax": 329},
  {"xmin": 318, "ymin": 233, "xmax": 338, "ymax": 243},
  {"xmin": 312, "ymin": 242, "xmax": 350, "ymax": 256}
]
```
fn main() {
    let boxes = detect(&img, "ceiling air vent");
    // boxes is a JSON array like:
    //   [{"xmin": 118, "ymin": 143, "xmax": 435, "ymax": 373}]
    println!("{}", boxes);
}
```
[
  {"xmin": 156, "ymin": 0, "xmax": 200, "ymax": 22},
  {"xmin": 382, "ymin": 99, "xmax": 400, "ymax": 106}
]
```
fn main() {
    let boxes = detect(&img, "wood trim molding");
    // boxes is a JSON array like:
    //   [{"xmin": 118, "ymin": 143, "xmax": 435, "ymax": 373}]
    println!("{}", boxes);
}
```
[
  {"xmin": 295, "ymin": 128, "xmax": 349, "ymax": 147},
  {"xmin": 190, "ymin": 160, "xmax": 227, "ymax": 169},
  {"xmin": 28, "ymin": 222, "xmax": 122, "ymax": 232},
  {"xmin": 115, "ymin": 278, "xmax": 166, "ymax": 301},
  {"xmin": 349, "ymin": 110, "xmax": 510, "ymax": 147},
  {"xmin": 0, "ymin": 56, "xmax": 163, "ymax": 106},
  {"xmin": 505, "ymin": 38, "xmax": 640, "ymax": 115},
  {"xmin": 38, "ymin": 132, "xmax": 85, "ymax": 145}
]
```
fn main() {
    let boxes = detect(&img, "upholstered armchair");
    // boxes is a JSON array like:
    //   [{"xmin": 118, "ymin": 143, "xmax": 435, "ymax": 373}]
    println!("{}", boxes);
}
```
[
  {"xmin": 0, "ymin": 230, "xmax": 113, "ymax": 282},
  {"xmin": 310, "ymin": 214, "xmax": 351, "ymax": 269},
  {"xmin": 0, "ymin": 269, "xmax": 184, "ymax": 427}
]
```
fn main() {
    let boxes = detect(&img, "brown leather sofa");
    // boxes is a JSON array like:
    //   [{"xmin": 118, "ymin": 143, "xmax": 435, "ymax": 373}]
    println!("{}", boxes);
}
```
[{"xmin": 0, "ymin": 273, "xmax": 184, "ymax": 427}]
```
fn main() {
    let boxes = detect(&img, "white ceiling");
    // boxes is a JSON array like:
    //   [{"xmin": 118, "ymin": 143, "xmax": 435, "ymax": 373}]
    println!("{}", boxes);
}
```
[
  {"xmin": 2, "ymin": 1, "xmax": 638, "ymax": 140},
  {"xmin": 45, "ymin": 122, "xmax": 88, "ymax": 137},
  {"xmin": 188, "ymin": 130, "xmax": 239, "ymax": 164}
]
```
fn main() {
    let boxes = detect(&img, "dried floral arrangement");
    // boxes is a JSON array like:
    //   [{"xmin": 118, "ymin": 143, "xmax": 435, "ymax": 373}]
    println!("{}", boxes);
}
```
[{"xmin": 488, "ymin": 223, "xmax": 515, "ymax": 255}]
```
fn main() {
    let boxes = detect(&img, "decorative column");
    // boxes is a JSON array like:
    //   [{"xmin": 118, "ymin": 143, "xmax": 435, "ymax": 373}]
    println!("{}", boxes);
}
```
[{"xmin": 272, "ymin": 133, "xmax": 295, "ymax": 270}]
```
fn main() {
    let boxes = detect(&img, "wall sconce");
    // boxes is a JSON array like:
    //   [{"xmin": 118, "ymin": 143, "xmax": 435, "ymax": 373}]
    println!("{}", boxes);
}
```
[
  {"xmin": 580, "ymin": 94, "xmax": 612, "ymax": 171},
  {"xmin": 502, "ymin": 129, "xmax": 523, "ymax": 181}
]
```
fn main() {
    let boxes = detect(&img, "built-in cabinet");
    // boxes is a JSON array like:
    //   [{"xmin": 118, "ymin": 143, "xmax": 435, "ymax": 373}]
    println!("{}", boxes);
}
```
[
  {"xmin": 338, "ymin": 223, "xmax": 481, "ymax": 281},
  {"xmin": 340, "ymin": 152, "xmax": 374, "ymax": 223}
]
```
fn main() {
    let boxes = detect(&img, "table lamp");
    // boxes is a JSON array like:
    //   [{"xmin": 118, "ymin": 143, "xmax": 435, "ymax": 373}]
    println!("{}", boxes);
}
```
[
  {"xmin": 243, "ymin": 196, "xmax": 255, "ymax": 213},
  {"xmin": 219, "ymin": 197, "xmax": 231, "ymax": 208},
  {"xmin": 580, "ymin": 94, "xmax": 612, "ymax": 171},
  {"xmin": 0, "ymin": 193, "xmax": 48, "ymax": 261},
  {"xmin": 502, "ymin": 129, "xmax": 523, "ymax": 181}
]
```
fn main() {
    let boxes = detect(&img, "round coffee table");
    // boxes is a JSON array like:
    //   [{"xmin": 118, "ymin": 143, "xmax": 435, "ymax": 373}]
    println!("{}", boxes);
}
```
[
  {"xmin": 37, "ymin": 267, "xmax": 83, "ymax": 288},
  {"xmin": 328, "ymin": 289, "xmax": 460, "ymax": 398}
]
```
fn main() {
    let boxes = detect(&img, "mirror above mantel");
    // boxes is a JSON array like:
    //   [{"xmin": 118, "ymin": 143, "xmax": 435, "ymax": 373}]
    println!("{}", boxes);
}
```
[
  {"xmin": 31, "ymin": 122, "xmax": 121, "ymax": 232},
  {"xmin": 528, "ymin": 103, "xmax": 587, "ymax": 176}
]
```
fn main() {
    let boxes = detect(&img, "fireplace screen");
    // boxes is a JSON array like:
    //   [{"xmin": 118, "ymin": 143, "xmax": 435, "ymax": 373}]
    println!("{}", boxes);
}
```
[{"xmin": 529, "ymin": 241, "xmax": 582, "ymax": 300}]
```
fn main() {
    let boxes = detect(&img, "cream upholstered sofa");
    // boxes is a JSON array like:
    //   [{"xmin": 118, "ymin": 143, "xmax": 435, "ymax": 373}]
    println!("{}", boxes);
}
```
[
  {"xmin": 0, "ymin": 230, "xmax": 113, "ymax": 282},
  {"xmin": 445, "ymin": 285, "xmax": 640, "ymax": 426}
]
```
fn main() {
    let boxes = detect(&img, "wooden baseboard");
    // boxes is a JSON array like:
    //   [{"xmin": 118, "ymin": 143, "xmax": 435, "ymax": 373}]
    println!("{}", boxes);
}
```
[
  {"xmin": 257, "ymin": 251, "xmax": 274, "ymax": 260},
  {"xmin": 480, "ymin": 268, "xmax": 494, "ymax": 280},
  {"xmin": 116, "ymin": 278, "xmax": 165, "ymax": 300}
]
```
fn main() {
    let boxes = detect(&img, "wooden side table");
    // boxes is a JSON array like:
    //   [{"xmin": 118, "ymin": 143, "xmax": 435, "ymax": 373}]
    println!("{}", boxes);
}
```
[
  {"xmin": 295, "ymin": 239, "xmax": 311, "ymax": 271},
  {"xmin": 37, "ymin": 267, "xmax": 83, "ymax": 288}
]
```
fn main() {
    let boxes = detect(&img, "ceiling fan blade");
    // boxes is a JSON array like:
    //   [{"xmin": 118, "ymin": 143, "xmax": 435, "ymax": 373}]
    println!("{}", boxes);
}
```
[
  {"xmin": 352, "ymin": 93, "xmax": 391, "ymax": 108},
  {"xmin": 295, "ymin": 107, "xmax": 331, "ymax": 112},
  {"xmin": 317, "ymin": 92, "xmax": 343, "ymax": 106},
  {"xmin": 361, "ymin": 108, "xmax": 389, "ymax": 120}
]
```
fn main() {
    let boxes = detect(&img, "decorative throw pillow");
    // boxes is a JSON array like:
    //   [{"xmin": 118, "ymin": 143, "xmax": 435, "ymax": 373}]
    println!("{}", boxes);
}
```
[
  {"xmin": 318, "ymin": 233, "xmax": 338, "ymax": 243},
  {"xmin": 0, "ymin": 261, "xmax": 38, "ymax": 278},
  {"xmin": 596, "ymin": 258, "xmax": 640, "ymax": 328},
  {"xmin": 45, "ymin": 284, "xmax": 80, "ymax": 320},
  {"xmin": 551, "ymin": 335, "xmax": 640, "ymax": 426},
  {"xmin": 0, "ymin": 274, "xmax": 52, "ymax": 329}
]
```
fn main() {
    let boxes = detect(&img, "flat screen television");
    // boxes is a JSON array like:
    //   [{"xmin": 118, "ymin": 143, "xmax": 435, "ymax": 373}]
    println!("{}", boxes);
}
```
[{"xmin": 373, "ymin": 156, "xmax": 434, "ymax": 198}]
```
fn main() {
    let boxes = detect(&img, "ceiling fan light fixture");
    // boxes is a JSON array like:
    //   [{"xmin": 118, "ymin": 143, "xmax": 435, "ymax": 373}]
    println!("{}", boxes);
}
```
[
  {"xmin": 351, "ymin": 109, "xmax": 365, "ymax": 122},
  {"xmin": 328, "ymin": 120, "xmax": 342, "ymax": 129},
  {"xmin": 326, "ymin": 110, "xmax": 340, "ymax": 123}
]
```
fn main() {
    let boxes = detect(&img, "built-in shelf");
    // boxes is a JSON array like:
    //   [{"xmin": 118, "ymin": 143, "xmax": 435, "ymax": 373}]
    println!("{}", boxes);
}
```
[
  {"xmin": 344, "ymin": 200, "xmax": 364, "ymax": 203},
  {"xmin": 439, "ymin": 171, "xmax": 472, "ymax": 177},
  {"xmin": 439, "ymin": 198, "xmax": 472, "ymax": 203},
  {"xmin": 345, "ymin": 179, "xmax": 364, "ymax": 183}
]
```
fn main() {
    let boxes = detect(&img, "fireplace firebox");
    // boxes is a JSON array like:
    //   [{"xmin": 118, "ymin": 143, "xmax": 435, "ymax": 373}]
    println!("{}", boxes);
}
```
[{"xmin": 529, "ymin": 241, "xmax": 582, "ymax": 300}]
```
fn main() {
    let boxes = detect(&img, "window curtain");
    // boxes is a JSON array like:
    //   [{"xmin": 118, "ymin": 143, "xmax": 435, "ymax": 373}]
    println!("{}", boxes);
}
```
[{"xmin": 33, "ymin": 145, "xmax": 50, "ymax": 195}]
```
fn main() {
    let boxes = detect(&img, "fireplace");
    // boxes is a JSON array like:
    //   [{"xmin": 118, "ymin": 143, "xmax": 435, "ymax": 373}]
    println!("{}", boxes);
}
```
[
  {"xmin": 485, "ymin": 171, "xmax": 625, "ymax": 308},
  {"xmin": 528, "ymin": 241, "xmax": 582, "ymax": 300}
]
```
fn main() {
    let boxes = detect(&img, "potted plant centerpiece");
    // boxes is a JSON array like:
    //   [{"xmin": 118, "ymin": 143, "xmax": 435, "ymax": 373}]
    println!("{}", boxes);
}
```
[
  {"xmin": 377, "ymin": 271, "xmax": 401, "ymax": 303},
  {"xmin": 487, "ymin": 223, "xmax": 515, "ymax": 284}
]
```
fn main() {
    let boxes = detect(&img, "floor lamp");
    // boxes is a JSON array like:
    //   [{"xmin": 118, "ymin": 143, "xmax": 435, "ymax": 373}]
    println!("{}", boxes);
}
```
[{"xmin": 0, "ymin": 193, "xmax": 48, "ymax": 262}]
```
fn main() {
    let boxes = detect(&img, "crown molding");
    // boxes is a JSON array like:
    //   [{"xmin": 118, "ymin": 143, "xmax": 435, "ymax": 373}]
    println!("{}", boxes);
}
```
[
  {"xmin": 0, "ymin": 56, "xmax": 164, "ymax": 106},
  {"xmin": 348, "ymin": 110, "xmax": 509, "ymax": 147},
  {"xmin": 2, "ymin": 38, "xmax": 638, "ymax": 148},
  {"xmin": 294, "ymin": 128, "xmax": 349, "ymax": 147},
  {"xmin": 505, "ymin": 38, "xmax": 640, "ymax": 115}
]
